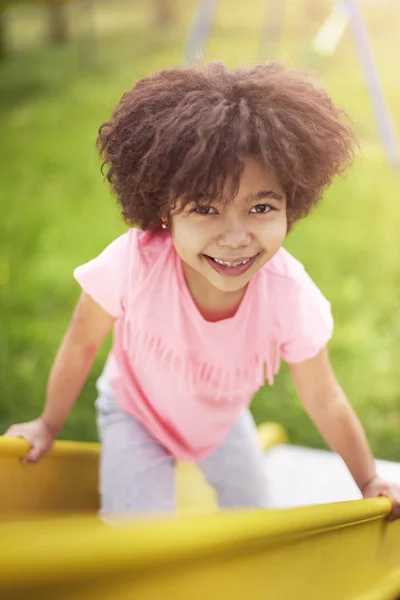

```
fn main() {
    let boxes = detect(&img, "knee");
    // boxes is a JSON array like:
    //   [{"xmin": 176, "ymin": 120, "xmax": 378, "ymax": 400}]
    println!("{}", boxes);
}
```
[{"xmin": 216, "ymin": 468, "xmax": 269, "ymax": 509}]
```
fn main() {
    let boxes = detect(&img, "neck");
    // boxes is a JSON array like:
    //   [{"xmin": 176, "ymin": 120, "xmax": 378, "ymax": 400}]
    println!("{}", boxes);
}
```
[{"xmin": 181, "ymin": 261, "xmax": 247, "ymax": 322}]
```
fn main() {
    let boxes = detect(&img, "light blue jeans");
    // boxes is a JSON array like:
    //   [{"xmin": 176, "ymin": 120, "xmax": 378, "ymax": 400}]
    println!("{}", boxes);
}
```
[{"xmin": 95, "ymin": 368, "xmax": 269, "ymax": 517}]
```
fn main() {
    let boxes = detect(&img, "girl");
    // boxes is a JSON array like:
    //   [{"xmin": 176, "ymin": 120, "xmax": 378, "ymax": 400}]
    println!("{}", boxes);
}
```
[{"xmin": 5, "ymin": 62, "xmax": 400, "ymax": 518}]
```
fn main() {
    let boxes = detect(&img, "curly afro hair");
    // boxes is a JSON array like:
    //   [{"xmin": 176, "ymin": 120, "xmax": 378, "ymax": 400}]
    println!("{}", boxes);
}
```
[{"xmin": 97, "ymin": 61, "xmax": 357, "ymax": 231}]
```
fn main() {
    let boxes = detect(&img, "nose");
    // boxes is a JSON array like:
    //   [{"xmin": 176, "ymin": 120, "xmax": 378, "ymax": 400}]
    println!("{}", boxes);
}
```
[{"xmin": 216, "ymin": 217, "xmax": 252, "ymax": 249}]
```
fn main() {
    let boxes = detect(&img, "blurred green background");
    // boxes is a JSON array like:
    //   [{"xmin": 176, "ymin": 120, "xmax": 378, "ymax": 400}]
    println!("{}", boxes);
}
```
[{"xmin": 0, "ymin": 0, "xmax": 399, "ymax": 460}]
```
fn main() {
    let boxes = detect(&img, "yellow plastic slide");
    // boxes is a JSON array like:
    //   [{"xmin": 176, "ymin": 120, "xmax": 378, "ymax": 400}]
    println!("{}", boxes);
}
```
[{"xmin": 1, "ymin": 426, "xmax": 399, "ymax": 600}]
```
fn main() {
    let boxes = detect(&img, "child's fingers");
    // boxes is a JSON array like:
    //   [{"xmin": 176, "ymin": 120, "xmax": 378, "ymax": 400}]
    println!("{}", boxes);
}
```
[
  {"xmin": 3, "ymin": 426, "xmax": 26, "ymax": 439},
  {"xmin": 383, "ymin": 484, "xmax": 400, "ymax": 521},
  {"xmin": 387, "ymin": 509, "xmax": 400, "ymax": 522},
  {"xmin": 390, "ymin": 492, "xmax": 400, "ymax": 520},
  {"xmin": 21, "ymin": 445, "xmax": 43, "ymax": 465},
  {"xmin": 3, "ymin": 429, "xmax": 33, "ymax": 448},
  {"xmin": 3, "ymin": 428, "xmax": 38, "ymax": 464}
]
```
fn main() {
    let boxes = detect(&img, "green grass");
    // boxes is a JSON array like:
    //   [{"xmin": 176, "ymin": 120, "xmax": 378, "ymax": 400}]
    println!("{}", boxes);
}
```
[{"xmin": 1, "ymin": 0, "xmax": 400, "ymax": 460}]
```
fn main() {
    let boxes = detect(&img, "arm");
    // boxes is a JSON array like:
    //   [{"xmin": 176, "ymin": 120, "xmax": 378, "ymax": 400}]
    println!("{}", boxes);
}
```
[
  {"xmin": 288, "ymin": 348, "xmax": 400, "ymax": 516},
  {"xmin": 288, "ymin": 347, "xmax": 376, "ymax": 490},
  {"xmin": 42, "ymin": 291, "xmax": 115, "ymax": 433},
  {"xmin": 5, "ymin": 292, "xmax": 115, "ymax": 462}
]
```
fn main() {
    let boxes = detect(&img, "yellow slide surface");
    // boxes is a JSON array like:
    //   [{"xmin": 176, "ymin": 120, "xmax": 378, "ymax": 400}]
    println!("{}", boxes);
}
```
[{"xmin": 1, "ymin": 426, "xmax": 399, "ymax": 600}]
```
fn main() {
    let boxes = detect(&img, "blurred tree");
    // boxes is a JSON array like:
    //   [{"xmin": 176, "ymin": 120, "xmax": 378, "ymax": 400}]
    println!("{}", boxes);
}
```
[
  {"xmin": 0, "ymin": 7, "xmax": 5, "ymax": 60},
  {"xmin": 152, "ymin": 0, "xmax": 174, "ymax": 27},
  {"xmin": 47, "ymin": 0, "xmax": 69, "ymax": 44}
]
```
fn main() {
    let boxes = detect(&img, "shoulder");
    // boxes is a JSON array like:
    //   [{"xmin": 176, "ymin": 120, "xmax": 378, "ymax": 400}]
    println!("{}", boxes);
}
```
[
  {"xmin": 260, "ymin": 247, "xmax": 308, "ymax": 289},
  {"xmin": 99, "ymin": 227, "xmax": 173, "ymax": 270},
  {"xmin": 135, "ymin": 227, "xmax": 172, "ymax": 255},
  {"xmin": 134, "ymin": 228, "xmax": 174, "ymax": 270},
  {"xmin": 73, "ymin": 228, "xmax": 174, "ymax": 317},
  {"xmin": 257, "ymin": 247, "xmax": 331, "ymax": 314},
  {"xmin": 258, "ymin": 249, "xmax": 333, "ymax": 363},
  {"xmin": 73, "ymin": 227, "xmax": 169, "ymax": 294}
]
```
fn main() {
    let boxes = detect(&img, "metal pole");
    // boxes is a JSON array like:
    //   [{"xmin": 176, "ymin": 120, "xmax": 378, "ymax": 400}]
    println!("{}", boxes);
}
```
[
  {"xmin": 183, "ymin": 0, "xmax": 218, "ymax": 66},
  {"xmin": 259, "ymin": 0, "xmax": 286, "ymax": 60},
  {"xmin": 344, "ymin": 0, "xmax": 399, "ymax": 168}
]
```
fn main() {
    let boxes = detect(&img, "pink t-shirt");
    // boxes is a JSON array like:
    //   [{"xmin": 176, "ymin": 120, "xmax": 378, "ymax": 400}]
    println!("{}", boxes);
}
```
[{"xmin": 74, "ymin": 228, "xmax": 333, "ymax": 461}]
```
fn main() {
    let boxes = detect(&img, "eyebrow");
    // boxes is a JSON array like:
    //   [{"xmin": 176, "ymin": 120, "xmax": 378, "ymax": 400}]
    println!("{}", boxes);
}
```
[{"xmin": 246, "ymin": 190, "xmax": 284, "ymax": 202}]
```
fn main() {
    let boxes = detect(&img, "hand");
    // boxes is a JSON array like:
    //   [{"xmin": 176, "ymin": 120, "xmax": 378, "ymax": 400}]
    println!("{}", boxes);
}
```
[
  {"xmin": 4, "ymin": 418, "xmax": 58, "ymax": 464},
  {"xmin": 362, "ymin": 475, "xmax": 400, "ymax": 520}
]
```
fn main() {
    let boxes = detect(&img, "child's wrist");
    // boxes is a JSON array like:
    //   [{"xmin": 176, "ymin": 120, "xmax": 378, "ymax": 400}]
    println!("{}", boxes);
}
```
[
  {"xmin": 359, "ymin": 472, "xmax": 379, "ymax": 494},
  {"xmin": 40, "ymin": 415, "xmax": 62, "ymax": 438}
]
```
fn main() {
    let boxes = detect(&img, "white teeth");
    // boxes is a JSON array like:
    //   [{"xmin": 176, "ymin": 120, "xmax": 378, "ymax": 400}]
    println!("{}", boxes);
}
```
[{"xmin": 213, "ymin": 257, "xmax": 251, "ymax": 267}]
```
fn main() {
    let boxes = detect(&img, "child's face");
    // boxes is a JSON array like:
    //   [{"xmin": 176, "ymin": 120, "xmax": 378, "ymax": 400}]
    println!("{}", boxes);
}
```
[{"xmin": 170, "ymin": 158, "xmax": 287, "ymax": 295}]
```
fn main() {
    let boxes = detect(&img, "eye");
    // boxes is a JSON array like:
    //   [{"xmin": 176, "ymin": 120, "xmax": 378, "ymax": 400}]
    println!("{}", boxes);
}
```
[
  {"xmin": 194, "ymin": 206, "xmax": 217, "ymax": 215},
  {"xmin": 250, "ymin": 204, "xmax": 273, "ymax": 214}
]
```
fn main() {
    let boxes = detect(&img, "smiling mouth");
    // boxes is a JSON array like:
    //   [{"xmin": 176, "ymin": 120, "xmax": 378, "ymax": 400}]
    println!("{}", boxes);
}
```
[
  {"xmin": 206, "ymin": 256, "xmax": 255, "ymax": 267},
  {"xmin": 203, "ymin": 253, "xmax": 261, "ymax": 276}
]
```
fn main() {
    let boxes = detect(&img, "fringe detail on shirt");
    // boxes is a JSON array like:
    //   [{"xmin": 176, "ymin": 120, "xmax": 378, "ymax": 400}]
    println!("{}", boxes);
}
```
[{"xmin": 120, "ymin": 318, "xmax": 280, "ymax": 405}]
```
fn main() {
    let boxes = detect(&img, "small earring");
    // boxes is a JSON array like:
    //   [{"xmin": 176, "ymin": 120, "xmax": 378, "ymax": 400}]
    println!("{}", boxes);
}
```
[{"xmin": 161, "ymin": 222, "xmax": 167, "ymax": 229}]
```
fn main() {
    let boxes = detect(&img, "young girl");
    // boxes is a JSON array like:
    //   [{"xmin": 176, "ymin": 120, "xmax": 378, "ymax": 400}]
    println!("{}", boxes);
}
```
[{"xmin": 5, "ymin": 62, "xmax": 400, "ymax": 518}]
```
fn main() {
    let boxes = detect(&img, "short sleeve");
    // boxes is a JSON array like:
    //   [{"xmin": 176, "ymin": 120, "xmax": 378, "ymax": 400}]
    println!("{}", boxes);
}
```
[
  {"xmin": 73, "ymin": 232, "xmax": 130, "ymax": 318},
  {"xmin": 278, "ymin": 268, "xmax": 334, "ymax": 364}
]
